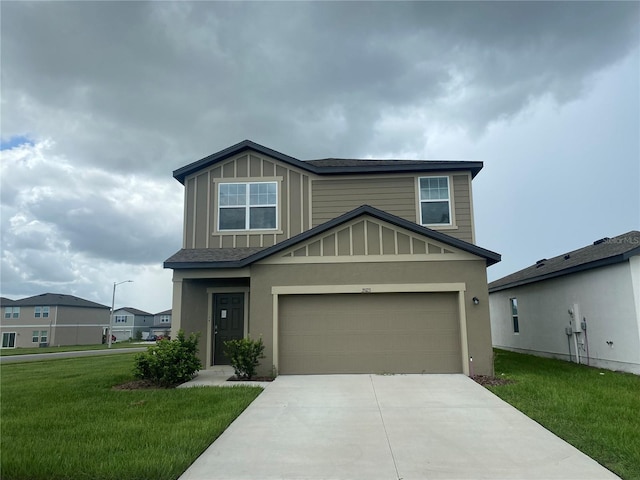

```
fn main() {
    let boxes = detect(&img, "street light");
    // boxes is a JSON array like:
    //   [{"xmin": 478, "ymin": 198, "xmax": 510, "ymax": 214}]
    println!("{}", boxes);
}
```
[{"xmin": 108, "ymin": 280, "xmax": 133, "ymax": 348}]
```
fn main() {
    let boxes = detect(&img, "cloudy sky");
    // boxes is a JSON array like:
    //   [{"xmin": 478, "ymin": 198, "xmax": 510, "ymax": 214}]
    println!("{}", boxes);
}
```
[{"xmin": 2, "ymin": 1, "xmax": 639, "ymax": 313}]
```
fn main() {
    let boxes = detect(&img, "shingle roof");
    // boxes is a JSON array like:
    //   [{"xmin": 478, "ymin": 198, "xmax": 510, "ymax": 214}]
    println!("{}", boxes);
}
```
[
  {"xmin": 4, "ymin": 293, "xmax": 109, "ymax": 309},
  {"xmin": 116, "ymin": 307, "xmax": 153, "ymax": 316},
  {"xmin": 164, "ymin": 247, "xmax": 265, "ymax": 264},
  {"xmin": 155, "ymin": 309, "xmax": 172, "ymax": 316},
  {"xmin": 489, "ymin": 231, "xmax": 640, "ymax": 292},
  {"xmin": 173, "ymin": 140, "xmax": 483, "ymax": 184},
  {"xmin": 164, "ymin": 205, "xmax": 501, "ymax": 269},
  {"xmin": 0, "ymin": 297, "xmax": 17, "ymax": 306}
]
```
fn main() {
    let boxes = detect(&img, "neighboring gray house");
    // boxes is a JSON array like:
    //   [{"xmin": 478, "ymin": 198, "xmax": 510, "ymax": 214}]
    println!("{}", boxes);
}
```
[
  {"xmin": 489, "ymin": 231, "xmax": 640, "ymax": 374},
  {"xmin": 111, "ymin": 307, "xmax": 153, "ymax": 341},
  {"xmin": 150, "ymin": 309, "xmax": 172, "ymax": 338},
  {"xmin": 165, "ymin": 140, "xmax": 500, "ymax": 376},
  {"xmin": 0, "ymin": 293, "xmax": 110, "ymax": 348}
]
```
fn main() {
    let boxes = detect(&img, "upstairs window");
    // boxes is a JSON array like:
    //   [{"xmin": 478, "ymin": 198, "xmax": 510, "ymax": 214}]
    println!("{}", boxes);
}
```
[
  {"xmin": 218, "ymin": 182, "xmax": 277, "ymax": 231},
  {"xmin": 115, "ymin": 315, "xmax": 127, "ymax": 324},
  {"xmin": 160, "ymin": 315, "xmax": 171, "ymax": 324},
  {"xmin": 4, "ymin": 307, "xmax": 20, "ymax": 319},
  {"xmin": 35, "ymin": 306, "xmax": 50, "ymax": 318},
  {"xmin": 419, "ymin": 177, "xmax": 451, "ymax": 225},
  {"xmin": 510, "ymin": 298, "xmax": 519, "ymax": 333}
]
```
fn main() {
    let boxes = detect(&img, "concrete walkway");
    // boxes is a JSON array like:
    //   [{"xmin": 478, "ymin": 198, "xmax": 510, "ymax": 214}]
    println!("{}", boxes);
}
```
[{"xmin": 178, "ymin": 374, "xmax": 618, "ymax": 480}]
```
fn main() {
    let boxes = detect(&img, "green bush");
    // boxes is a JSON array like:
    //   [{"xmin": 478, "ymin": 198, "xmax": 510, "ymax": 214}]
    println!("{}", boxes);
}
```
[
  {"xmin": 224, "ymin": 336, "xmax": 265, "ymax": 380},
  {"xmin": 133, "ymin": 330, "xmax": 201, "ymax": 387}
]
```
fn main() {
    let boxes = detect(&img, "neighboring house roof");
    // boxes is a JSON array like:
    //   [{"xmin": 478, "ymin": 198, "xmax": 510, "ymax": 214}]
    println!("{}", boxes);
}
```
[
  {"xmin": 3, "ymin": 293, "xmax": 109, "ymax": 309},
  {"xmin": 116, "ymin": 307, "xmax": 153, "ymax": 316},
  {"xmin": 155, "ymin": 309, "xmax": 172, "ymax": 316},
  {"xmin": 489, "ymin": 230, "xmax": 640, "ymax": 293},
  {"xmin": 0, "ymin": 297, "xmax": 17, "ymax": 306},
  {"xmin": 165, "ymin": 205, "xmax": 501, "ymax": 269},
  {"xmin": 173, "ymin": 139, "xmax": 484, "ymax": 184}
]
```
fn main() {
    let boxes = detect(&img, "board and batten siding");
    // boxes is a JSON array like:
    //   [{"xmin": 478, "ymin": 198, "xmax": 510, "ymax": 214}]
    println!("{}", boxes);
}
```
[
  {"xmin": 312, "ymin": 173, "xmax": 475, "ymax": 243},
  {"xmin": 183, "ymin": 152, "xmax": 313, "ymax": 249}
]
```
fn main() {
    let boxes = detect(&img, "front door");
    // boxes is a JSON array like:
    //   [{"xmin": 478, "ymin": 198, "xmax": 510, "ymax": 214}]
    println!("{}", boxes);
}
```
[{"xmin": 213, "ymin": 293, "xmax": 245, "ymax": 365}]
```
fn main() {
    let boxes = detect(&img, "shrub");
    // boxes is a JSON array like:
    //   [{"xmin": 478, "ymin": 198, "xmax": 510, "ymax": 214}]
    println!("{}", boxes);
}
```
[
  {"xmin": 133, "ymin": 330, "xmax": 201, "ymax": 387},
  {"xmin": 224, "ymin": 336, "xmax": 265, "ymax": 380}
]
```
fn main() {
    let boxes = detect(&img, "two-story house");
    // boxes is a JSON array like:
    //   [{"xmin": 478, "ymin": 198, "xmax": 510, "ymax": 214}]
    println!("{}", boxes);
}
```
[
  {"xmin": 0, "ymin": 293, "xmax": 110, "ymax": 348},
  {"xmin": 150, "ymin": 309, "xmax": 172, "ymax": 338},
  {"xmin": 110, "ymin": 307, "xmax": 153, "ymax": 341},
  {"xmin": 164, "ymin": 140, "xmax": 500, "ymax": 376}
]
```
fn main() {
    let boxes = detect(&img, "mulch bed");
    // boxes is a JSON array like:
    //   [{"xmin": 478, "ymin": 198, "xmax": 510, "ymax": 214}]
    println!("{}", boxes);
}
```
[
  {"xmin": 471, "ymin": 375, "xmax": 515, "ymax": 387},
  {"xmin": 227, "ymin": 376, "xmax": 275, "ymax": 382},
  {"xmin": 112, "ymin": 380, "xmax": 179, "ymax": 390}
]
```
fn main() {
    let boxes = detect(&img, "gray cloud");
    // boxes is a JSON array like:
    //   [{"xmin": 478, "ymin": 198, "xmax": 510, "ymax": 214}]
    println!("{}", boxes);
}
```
[
  {"xmin": 3, "ymin": 2, "xmax": 638, "ymax": 173},
  {"xmin": 1, "ymin": 1, "xmax": 638, "ymax": 310}
]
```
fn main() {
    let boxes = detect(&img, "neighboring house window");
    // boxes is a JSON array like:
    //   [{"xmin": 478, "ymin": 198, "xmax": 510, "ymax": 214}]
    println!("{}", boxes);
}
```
[
  {"xmin": 35, "ymin": 306, "xmax": 50, "ymax": 318},
  {"xmin": 218, "ymin": 182, "xmax": 277, "ymax": 231},
  {"xmin": 115, "ymin": 315, "xmax": 127, "ymax": 323},
  {"xmin": 160, "ymin": 315, "xmax": 170, "ymax": 324},
  {"xmin": 40, "ymin": 331, "xmax": 48, "ymax": 343},
  {"xmin": 2, "ymin": 332, "xmax": 16, "ymax": 348},
  {"xmin": 4, "ymin": 307, "xmax": 20, "ymax": 319},
  {"xmin": 510, "ymin": 298, "xmax": 519, "ymax": 333},
  {"xmin": 419, "ymin": 177, "xmax": 451, "ymax": 225},
  {"xmin": 32, "ymin": 331, "xmax": 39, "ymax": 343}
]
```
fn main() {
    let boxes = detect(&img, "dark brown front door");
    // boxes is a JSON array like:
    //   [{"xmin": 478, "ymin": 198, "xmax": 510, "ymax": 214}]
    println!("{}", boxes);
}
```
[{"xmin": 213, "ymin": 293, "xmax": 245, "ymax": 365}]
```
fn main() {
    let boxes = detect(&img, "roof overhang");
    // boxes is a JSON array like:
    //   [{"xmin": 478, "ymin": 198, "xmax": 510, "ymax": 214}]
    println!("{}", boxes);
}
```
[{"xmin": 172, "ymin": 140, "xmax": 483, "ymax": 184}]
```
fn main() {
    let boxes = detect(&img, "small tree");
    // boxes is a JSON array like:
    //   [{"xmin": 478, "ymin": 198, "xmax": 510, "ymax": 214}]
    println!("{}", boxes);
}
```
[
  {"xmin": 224, "ymin": 336, "xmax": 265, "ymax": 380},
  {"xmin": 133, "ymin": 330, "xmax": 201, "ymax": 387},
  {"xmin": 134, "ymin": 330, "xmax": 143, "ymax": 341}
]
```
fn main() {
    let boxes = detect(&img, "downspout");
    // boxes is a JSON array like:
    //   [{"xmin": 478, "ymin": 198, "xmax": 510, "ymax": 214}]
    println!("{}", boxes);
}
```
[{"xmin": 582, "ymin": 317, "xmax": 590, "ymax": 366}]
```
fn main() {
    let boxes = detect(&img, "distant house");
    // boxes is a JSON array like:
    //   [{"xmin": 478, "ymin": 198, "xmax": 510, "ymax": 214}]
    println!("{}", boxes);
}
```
[
  {"xmin": 150, "ymin": 309, "xmax": 172, "ymax": 338},
  {"xmin": 489, "ymin": 231, "xmax": 640, "ymax": 374},
  {"xmin": 110, "ymin": 307, "xmax": 153, "ymax": 341},
  {"xmin": 0, "ymin": 293, "xmax": 110, "ymax": 348}
]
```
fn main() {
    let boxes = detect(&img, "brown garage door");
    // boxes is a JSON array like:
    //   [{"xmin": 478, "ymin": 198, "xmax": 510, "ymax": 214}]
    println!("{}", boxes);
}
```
[{"xmin": 279, "ymin": 292, "xmax": 461, "ymax": 374}]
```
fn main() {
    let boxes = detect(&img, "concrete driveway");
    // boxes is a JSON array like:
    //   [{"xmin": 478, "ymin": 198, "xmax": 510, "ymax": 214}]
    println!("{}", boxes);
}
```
[{"xmin": 179, "ymin": 374, "xmax": 618, "ymax": 480}]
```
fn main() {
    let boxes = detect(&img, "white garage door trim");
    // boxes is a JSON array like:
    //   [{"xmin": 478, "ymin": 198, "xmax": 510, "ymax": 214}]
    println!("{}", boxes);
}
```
[{"xmin": 271, "ymin": 283, "xmax": 470, "ymax": 375}]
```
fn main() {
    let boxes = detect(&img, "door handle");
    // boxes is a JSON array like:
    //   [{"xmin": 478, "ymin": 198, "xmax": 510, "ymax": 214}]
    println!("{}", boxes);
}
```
[{"xmin": 214, "ymin": 325, "xmax": 218, "ymax": 335}]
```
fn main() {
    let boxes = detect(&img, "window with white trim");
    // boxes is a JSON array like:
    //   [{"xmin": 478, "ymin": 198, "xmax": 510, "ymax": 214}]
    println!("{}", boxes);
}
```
[
  {"xmin": 2, "ymin": 332, "xmax": 16, "ymax": 348},
  {"xmin": 32, "ymin": 331, "xmax": 40, "ymax": 343},
  {"xmin": 160, "ymin": 315, "xmax": 170, "ymax": 324},
  {"xmin": 419, "ymin": 176, "xmax": 451, "ymax": 225},
  {"xmin": 40, "ymin": 330, "xmax": 48, "ymax": 343},
  {"xmin": 35, "ymin": 306, "xmax": 50, "ymax": 318},
  {"xmin": 510, "ymin": 298, "xmax": 519, "ymax": 333},
  {"xmin": 115, "ymin": 315, "xmax": 127, "ymax": 323},
  {"xmin": 4, "ymin": 307, "xmax": 20, "ymax": 319},
  {"xmin": 218, "ymin": 182, "xmax": 277, "ymax": 231}
]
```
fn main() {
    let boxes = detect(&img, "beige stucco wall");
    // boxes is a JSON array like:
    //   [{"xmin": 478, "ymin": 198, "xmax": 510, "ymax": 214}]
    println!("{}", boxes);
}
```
[
  {"xmin": 172, "ymin": 258, "xmax": 493, "ymax": 376},
  {"xmin": 0, "ymin": 306, "xmax": 109, "ymax": 348}
]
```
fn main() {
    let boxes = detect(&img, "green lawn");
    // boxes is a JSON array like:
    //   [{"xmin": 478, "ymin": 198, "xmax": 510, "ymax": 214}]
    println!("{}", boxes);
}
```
[
  {"xmin": 1, "ymin": 354, "xmax": 262, "ymax": 480},
  {"xmin": 489, "ymin": 349, "xmax": 640, "ymax": 480},
  {"xmin": 0, "ymin": 342, "xmax": 145, "ymax": 356}
]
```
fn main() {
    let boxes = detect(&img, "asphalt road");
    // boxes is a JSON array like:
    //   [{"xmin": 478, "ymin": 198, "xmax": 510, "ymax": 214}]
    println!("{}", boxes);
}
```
[{"xmin": 0, "ymin": 347, "xmax": 147, "ymax": 364}]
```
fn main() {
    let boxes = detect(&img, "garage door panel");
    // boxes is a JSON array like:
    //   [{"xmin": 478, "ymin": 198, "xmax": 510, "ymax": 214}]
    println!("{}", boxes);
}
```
[{"xmin": 279, "ymin": 292, "xmax": 461, "ymax": 374}]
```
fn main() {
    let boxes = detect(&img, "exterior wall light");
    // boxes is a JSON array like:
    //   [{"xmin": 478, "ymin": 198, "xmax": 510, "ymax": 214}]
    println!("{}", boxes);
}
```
[{"xmin": 472, "ymin": 297, "xmax": 480, "ymax": 305}]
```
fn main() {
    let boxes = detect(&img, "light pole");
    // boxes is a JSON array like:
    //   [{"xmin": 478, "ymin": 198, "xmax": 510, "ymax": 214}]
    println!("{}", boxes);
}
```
[{"xmin": 108, "ymin": 280, "xmax": 133, "ymax": 348}]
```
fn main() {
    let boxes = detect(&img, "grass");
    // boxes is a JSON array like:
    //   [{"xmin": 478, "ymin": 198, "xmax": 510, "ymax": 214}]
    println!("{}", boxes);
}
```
[
  {"xmin": 1, "ymin": 353, "xmax": 262, "ymax": 480},
  {"xmin": 489, "ymin": 349, "xmax": 640, "ymax": 480},
  {"xmin": 0, "ymin": 342, "xmax": 145, "ymax": 356}
]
